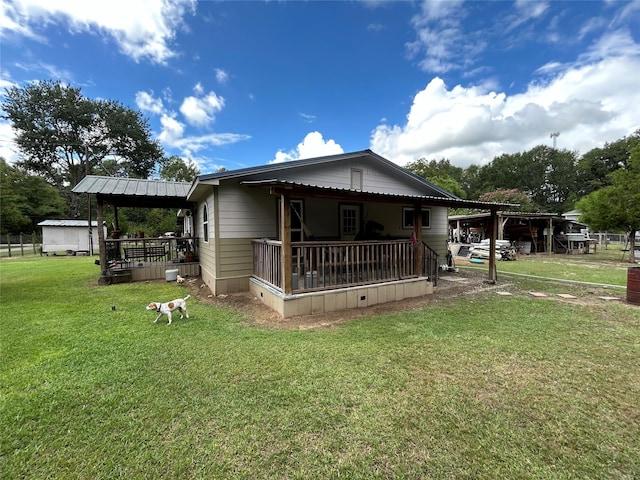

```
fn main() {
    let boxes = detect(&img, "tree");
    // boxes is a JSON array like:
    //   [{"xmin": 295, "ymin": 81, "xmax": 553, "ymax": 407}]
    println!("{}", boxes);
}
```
[
  {"xmin": 576, "ymin": 129, "xmax": 640, "ymax": 197},
  {"xmin": 576, "ymin": 145, "xmax": 640, "ymax": 263},
  {"xmin": 158, "ymin": 155, "xmax": 200, "ymax": 182},
  {"xmin": 405, "ymin": 157, "xmax": 466, "ymax": 198},
  {"xmin": 0, "ymin": 158, "xmax": 66, "ymax": 234},
  {"xmin": 478, "ymin": 188, "xmax": 536, "ymax": 212},
  {"xmin": 476, "ymin": 146, "xmax": 578, "ymax": 212},
  {"xmin": 1, "ymin": 80, "xmax": 164, "ymax": 217}
]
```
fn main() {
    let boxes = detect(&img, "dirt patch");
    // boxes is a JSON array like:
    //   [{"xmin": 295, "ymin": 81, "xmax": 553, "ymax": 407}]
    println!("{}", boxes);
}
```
[{"xmin": 184, "ymin": 270, "xmax": 504, "ymax": 330}]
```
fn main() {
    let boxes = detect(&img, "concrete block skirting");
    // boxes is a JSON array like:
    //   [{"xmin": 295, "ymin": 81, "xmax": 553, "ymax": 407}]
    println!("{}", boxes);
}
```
[{"xmin": 250, "ymin": 277, "xmax": 434, "ymax": 318}]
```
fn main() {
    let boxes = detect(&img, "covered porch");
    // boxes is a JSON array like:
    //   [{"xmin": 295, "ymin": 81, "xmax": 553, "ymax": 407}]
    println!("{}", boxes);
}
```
[
  {"xmin": 72, "ymin": 175, "xmax": 196, "ymax": 284},
  {"xmin": 244, "ymin": 180, "xmax": 507, "ymax": 317}
]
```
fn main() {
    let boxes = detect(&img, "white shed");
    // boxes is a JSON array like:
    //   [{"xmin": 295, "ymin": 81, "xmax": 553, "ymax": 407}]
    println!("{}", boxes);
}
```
[{"xmin": 38, "ymin": 220, "xmax": 105, "ymax": 255}]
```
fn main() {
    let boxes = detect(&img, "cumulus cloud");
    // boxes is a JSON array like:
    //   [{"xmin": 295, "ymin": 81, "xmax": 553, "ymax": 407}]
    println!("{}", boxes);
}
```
[
  {"xmin": 370, "ymin": 53, "xmax": 640, "ymax": 168},
  {"xmin": 180, "ymin": 91, "xmax": 225, "ymax": 127},
  {"xmin": 135, "ymin": 91, "xmax": 164, "ymax": 115},
  {"xmin": 271, "ymin": 132, "xmax": 344, "ymax": 163},
  {"xmin": 0, "ymin": 0, "xmax": 196, "ymax": 65},
  {"xmin": 135, "ymin": 87, "xmax": 248, "ymax": 167}
]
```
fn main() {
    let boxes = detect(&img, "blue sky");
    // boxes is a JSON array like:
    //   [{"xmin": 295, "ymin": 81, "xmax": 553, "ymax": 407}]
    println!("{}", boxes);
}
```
[{"xmin": 1, "ymin": 0, "xmax": 639, "ymax": 175}]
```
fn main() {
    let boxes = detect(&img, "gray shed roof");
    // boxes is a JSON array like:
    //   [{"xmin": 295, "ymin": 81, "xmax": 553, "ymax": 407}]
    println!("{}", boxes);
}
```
[{"xmin": 38, "ymin": 220, "xmax": 99, "ymax": 227}]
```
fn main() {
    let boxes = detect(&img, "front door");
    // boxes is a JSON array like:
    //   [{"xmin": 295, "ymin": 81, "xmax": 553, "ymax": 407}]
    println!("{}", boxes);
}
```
[{"xmin": 339, "ymin": 204, "xmax": 360, "ymax": 241}]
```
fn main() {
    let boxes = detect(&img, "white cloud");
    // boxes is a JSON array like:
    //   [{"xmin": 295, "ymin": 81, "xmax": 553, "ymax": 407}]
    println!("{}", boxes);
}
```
[
  {"xmin": 180, "ymin": 89, "xmax": 225, "ymax": 127},
  {"xmin": 0, "ymin": 0, "xmax": 196, "ymax": 65},
  {"xmin": 370, "ymin": 54, "xmax": 640, "ymax": 168},
  {"xmin": 215, "ymin": 69, "xmax": 229, "ymax": 85},
  {"xmin": 157, "ymin": 113, "xmax": 185, "ymax": 145},
  {"xmin": 135, "ymin": 91, "xmax": 164, "ymax": 115},
  {"xmin": 271, "ymin": 132, "xmax": 344, "ymax": 163}
]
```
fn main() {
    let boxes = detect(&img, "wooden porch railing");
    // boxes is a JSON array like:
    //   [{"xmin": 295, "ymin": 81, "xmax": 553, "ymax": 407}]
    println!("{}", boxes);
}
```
[
  {"xmin": 252, "ymin": 239, "xmax": 434, "ymax": 293},
  {"xmin": 422, "ymin": 241, "xmax": 439, "ymax": 287},
  {"xmin": 104, "ymin": 236, "xmax": 199, "ymax": 266}
]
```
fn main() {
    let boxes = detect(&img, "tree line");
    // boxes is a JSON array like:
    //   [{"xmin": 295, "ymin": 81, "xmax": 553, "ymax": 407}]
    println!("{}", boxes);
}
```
[{"xmin": 1, "ymin": 80, "xmax": 639, "ymax": 254}]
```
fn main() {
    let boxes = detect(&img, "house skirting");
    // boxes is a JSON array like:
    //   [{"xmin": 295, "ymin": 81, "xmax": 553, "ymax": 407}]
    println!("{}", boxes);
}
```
[{"xmin": 250, "ymin": 277, "xmax": 433, "ymax": 318}]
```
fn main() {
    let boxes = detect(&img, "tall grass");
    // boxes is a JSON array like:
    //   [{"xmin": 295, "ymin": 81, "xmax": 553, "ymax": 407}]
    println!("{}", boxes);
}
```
[{"xmin": 1, "ymin": 256, "xmax": 639, "ymax": 479}]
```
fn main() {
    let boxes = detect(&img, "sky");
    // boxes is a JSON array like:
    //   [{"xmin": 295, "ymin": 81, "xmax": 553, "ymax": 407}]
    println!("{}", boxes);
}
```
[{"xmin": 1, "ymin": 0, "xmax": 639, "ymax": 175}]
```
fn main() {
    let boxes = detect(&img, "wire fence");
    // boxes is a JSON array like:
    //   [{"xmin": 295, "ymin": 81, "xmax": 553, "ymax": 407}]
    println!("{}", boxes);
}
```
[{"xmin": 0, "ymin": 233, "xmax": 43, "ymax": 257}]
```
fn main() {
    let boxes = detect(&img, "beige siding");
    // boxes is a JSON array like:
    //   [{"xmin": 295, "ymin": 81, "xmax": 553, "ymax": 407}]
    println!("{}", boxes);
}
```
[{"xmin": 218, "ymin": 182, "xmax": 277, "ymax": 239}]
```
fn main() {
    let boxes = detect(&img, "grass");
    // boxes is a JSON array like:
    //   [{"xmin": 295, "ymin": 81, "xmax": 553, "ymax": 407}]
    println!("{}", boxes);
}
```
[{"xmin": 1, "ymin": 254, "xmax": 639, "ymax": 479}]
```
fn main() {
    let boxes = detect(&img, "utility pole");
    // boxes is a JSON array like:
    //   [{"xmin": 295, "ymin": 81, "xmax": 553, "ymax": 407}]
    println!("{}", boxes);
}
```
[{"xmin": 550, "ymin": 132, "xmax": 560, "ymax": 149}]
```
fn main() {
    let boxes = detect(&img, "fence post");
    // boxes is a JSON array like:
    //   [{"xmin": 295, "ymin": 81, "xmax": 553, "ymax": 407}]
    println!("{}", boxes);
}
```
[
  {"xmin": 7, "ymin": 235, "xmax": 11, "ymax": 258},
  {"xmin": 20, "ymin": 233, "xmax": 25, "ymax": 256}
]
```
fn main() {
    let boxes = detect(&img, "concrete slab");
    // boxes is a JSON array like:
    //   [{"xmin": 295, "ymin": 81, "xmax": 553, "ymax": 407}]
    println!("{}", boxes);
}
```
[
  {"xmin": 529, "ymin": 291, "xmax": 548, "ymax": 297},
  {"xmin": 557, "ymin": 294, "xmax": 577, "ymax": 299},
  {"xmin": 496, "ymin": 291, "xmax": 513, "ymax": 296}
]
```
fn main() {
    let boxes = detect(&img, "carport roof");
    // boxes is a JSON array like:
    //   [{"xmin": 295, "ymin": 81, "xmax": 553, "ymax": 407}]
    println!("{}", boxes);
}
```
[{"xmin": 72, "ymin": 175, "xmax": 194, "ymax": 209}]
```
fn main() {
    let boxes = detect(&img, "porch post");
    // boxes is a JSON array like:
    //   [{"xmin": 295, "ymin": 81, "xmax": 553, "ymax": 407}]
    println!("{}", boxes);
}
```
[
  {"xmin": 414, "ymin": 205, "xmax": 423, "ymax": 276},
  {"xmin": 488, "ymin": 209, "xmax": 498, "ymax": 283},
  {"xmin": 281, "ymin": 193, "xmax": 293, "ymax": 294},
  {"xmin": 547, "ymin": 218, "xmax": 553, "ymax": 255},
  {"xmin": 96, "ymin": 196, "xmax": 109, "ymax": 285}
]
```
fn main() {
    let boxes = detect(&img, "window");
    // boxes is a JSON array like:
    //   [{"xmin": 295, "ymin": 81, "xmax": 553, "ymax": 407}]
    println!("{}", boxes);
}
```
[
  {"xmin": 202, "ymin": 203, "xmax": 209, "ymax": 242},
  {"xmin": 350, "ymin": 168, "xmax": 363, "ymax": 191},
  {"xmin": 339, "ymin": 204, "xmax": 361, "ymax": 240},
  {"xmin": 402, "ymin": 206, "xmax": 430, "ymax": 229}
]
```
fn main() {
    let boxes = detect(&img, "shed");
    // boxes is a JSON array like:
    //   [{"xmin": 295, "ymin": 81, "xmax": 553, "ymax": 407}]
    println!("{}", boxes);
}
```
[{"xmin": 38, "ymin": 220, "xmax": 105, "ymax": 255}]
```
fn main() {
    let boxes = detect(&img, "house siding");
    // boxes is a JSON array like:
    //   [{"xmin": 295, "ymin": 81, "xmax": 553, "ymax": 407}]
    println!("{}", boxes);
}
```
[{"xmin": 244, "ymin": 160, "xmax": 431, "ymax": 196}]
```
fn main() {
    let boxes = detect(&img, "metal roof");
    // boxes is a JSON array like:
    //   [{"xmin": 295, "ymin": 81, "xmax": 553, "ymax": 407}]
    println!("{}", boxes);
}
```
[
  {"xmin": 241, "ymin": 179, "xmax": 517, "ymax": 210},
  {"xmin": 38, "ymin": 220, "xmax": 99, "ymax": 227},
  {"xmin": 72, "ymin": 175, "xmax": 192, "ymax": 198},
  {"xmin": 189, "ymin": 149, "xmax": 460, "ymax": 201}
]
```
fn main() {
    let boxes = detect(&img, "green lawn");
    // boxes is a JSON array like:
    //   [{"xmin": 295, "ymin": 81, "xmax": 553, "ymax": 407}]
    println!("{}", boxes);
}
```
[{"xmin": 1, "ymin": 255, "xmax": 639, "ymax": 479}]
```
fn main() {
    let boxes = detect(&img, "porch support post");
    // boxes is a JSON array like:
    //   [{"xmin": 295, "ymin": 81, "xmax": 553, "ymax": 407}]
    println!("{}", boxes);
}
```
[
  {"xmin": 487, "ymin": 209, "xmax": 498, "ymax": 283},
  {"xmin": 96, "ymin": 195, "xmax": 109, "ymax": 285},
  {"xmin": 499, "ymin": 214, "xmax": 507, "ymax": 240},
  {"xmin": 414, "ymin": 204, "xmax": 423, "ymax": 276},
  {"xmin": 281, "ymin": 193, "xmax": 293, "ymax": 294},
  {"xmin": 547, "ymin": 218, "xmax": 553, "ymax": 255}
]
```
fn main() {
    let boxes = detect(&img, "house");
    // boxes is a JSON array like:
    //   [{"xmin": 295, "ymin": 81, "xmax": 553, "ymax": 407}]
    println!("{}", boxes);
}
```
[
  {"xmin": 38, "ymin": 219, "xmax": 105, "ymax": 255},
  {"xmin": 73, "ymin": 150, "xmax": 513, "ymax": 317},
  {"xmin": 186, "ymin": 150, "xmax": 512, "ymax": 317}
]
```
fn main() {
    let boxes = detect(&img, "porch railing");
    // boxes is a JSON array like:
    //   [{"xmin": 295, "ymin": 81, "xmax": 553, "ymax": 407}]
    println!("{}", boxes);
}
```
[
  {"xmin": 422, "ymin": 241, "xmax": 439, "ymax": 287},
  {"xmin": 252, "ymin": 239, "xmax": 436, "ymax": 293},
  {"xmin": 104, "ymin": 236, "xmax": 199, "ymax": 267}
]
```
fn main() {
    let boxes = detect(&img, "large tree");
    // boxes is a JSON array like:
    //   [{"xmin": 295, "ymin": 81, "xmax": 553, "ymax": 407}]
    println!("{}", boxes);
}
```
[
  {"xmin": 576, "ymin": 145, "xmax": 640, "ymax": 263},
  {"xmin": 0, "ymin": 158, "xmax": 66, "ymax": 234},
  {"xmin": 476, "ymin": 145, "xmax": 578, "ymax": 212},
  {"xmin": 1, "ymin": 80, "xmax": 164, "ymax": 217},
  {"xmin": 576, "ymin": 129, "xmax": 640, "ymax": 197},
  {"xmin": 405, "ymin": 157, "xmax": 466, "ymax": 198},
  {"xmin": 158, "ymin": 155, "xmax": 200, "ymax": 182}
]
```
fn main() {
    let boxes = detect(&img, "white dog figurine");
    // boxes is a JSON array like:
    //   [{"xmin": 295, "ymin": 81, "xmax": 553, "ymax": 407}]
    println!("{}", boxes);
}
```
[{"xmin": 146, "ymin": 295, "xmax": 191, "ymax": 325}]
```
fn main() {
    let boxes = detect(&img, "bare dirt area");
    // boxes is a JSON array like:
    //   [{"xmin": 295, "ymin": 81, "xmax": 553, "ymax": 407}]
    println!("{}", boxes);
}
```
[{"xmin": 184, "ymin": 270, "xmax": 514, "ymax": 330}]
